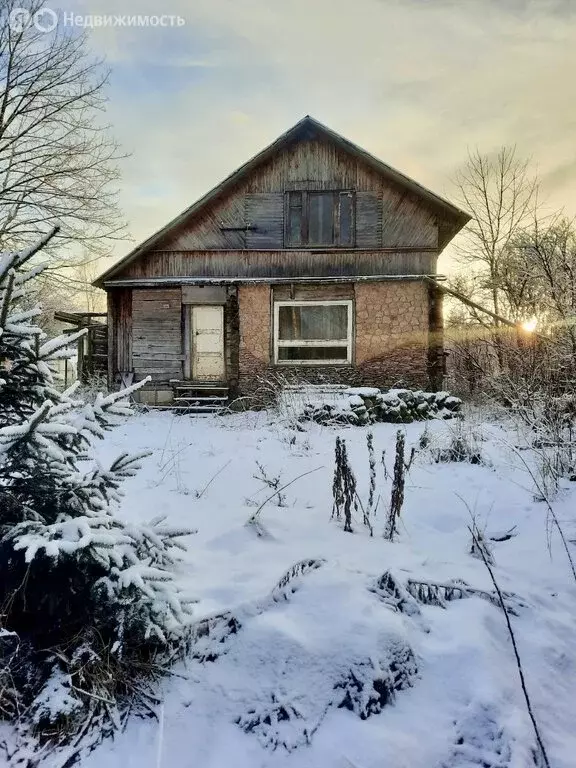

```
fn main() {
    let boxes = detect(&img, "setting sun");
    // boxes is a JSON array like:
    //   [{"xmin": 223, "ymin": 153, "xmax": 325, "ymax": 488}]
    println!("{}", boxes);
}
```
[{"xmin": 520, "ymin": 317, "xmax": 538, "ymax": 333}]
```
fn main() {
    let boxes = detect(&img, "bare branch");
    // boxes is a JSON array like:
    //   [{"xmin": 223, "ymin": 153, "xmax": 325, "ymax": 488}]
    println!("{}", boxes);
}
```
[{"xmin": 0, "ymin": 0, "xmax": 128, "ymax": 270}]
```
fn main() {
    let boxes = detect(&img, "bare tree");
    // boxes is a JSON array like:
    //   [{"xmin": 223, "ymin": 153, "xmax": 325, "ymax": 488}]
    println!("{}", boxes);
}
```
[
  {"xmin": 73, "ymin": 258, "xmax": 107, "ymax": 312},
  {"xmin": 518, "ymin": 217, "xmax": 576, "ymax": 339},
  {"xmin": 453, "ymin": 146, "xmax": 538, "ymax": 323},
  {"xmin": 509, "ymin": 215, "xmax": 576, "ymax": 384},
  {"xmin": 0, "ymin": 0, "xmax": 127, "ymax": 269}
]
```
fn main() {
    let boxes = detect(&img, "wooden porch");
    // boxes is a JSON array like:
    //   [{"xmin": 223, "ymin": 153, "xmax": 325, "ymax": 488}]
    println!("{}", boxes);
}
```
[{"xmin": 54, "ymin": 311, "xmax": 108, "ymax": 383}]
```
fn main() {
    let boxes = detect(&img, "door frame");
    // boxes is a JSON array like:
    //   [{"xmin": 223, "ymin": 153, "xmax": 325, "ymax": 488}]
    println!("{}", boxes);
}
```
[{"xmin": 184, "ymin": 304, "xmax": 226, "ymax": 382}]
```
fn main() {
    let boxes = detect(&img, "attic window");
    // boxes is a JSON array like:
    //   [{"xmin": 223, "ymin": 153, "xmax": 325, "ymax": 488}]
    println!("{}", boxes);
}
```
[
  {"xmin": 274, "ymin": 300, "xmax": 352, "ymax": 365},
  {"xmin": 285, "ymin": 191, "xmax": 355, "ymax": 247}
]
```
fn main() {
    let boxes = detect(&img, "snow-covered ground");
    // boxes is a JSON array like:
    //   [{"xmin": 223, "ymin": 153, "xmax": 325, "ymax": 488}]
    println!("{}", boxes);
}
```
[{"xmin": 78, "ymin": 407, "xmax": 576, "ymax": 768}]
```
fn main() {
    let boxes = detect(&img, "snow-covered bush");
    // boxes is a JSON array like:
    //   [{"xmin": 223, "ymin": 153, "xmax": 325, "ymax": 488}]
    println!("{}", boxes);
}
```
[
  {"xmin": 0, "ymin": 232, "xmax": 194, "ymax": 758},
  {"xmin": 425, "ymin": 421, "xmax": 487, "ymax": 466},
  {"xmin": 433, "ymin": 434, "xmax": 485, "ymax": 465},
  {"xmin": 299, "ymin": 387, "xmax": 463, "ymax": 426},
  {"xmin": 188, "ymin": 561, "xmax": 418, "ymax": 753}
]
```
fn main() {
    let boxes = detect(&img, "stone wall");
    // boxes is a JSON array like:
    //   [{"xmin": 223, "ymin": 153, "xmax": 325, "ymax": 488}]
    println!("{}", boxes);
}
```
[
  {"xmin": 238, "ymin": 284, "xmax": 271, "ymax": 397},
  {"xmin": 354, "ymin": 281, "xmax": 430, "ymax": 388},
  {"xmin": 237, "ymin": 280, "xmax": 433, "ymax": 400}
]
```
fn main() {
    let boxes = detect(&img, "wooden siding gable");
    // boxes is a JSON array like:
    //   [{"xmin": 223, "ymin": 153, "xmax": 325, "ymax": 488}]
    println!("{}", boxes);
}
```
[
  {"xmin": 94, "ymin": 116, "xmax": 470, "ymax": 287},
  {"xmin": 355, "ymin": 192, "xmax": 382, "ymax": 248},
  {"xmin": 245, "ymin": 193, "xmax": 284, "ymax": 248}
]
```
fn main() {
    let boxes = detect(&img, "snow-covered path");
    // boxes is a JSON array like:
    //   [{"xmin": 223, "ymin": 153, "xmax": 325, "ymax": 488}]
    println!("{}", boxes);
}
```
[{"xmin": 79, "ymin": 409, "xmax": 576, "ymax": 768}]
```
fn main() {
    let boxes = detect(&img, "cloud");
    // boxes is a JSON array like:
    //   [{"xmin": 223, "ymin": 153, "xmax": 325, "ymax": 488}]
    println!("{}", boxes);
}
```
[{"xmin": 59, "ymin": 0, "xmax": 576, "ymax": 271}]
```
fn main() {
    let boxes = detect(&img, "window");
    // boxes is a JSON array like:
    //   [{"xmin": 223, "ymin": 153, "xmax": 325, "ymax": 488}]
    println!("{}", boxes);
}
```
[
  {"xmin": 274, "ymin": 300, "xmax": 353, "ymax": 365},
  {"xmin": 285, "ymin": 191, "xmax": 355, "ymax": 247}
]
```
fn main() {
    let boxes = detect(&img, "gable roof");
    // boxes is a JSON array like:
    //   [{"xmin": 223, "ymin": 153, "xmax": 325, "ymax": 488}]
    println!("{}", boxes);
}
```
[{"xmin": 94, "ymin": 115, "xmax": 471, "ymax": 287}]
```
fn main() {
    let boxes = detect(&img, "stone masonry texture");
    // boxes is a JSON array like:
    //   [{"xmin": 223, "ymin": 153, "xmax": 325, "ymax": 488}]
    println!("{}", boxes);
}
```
[
  {"xmin": 354, "ymin": 281, "xmax": 429, "ymax": 387},
  {"xmin": 237, "ymin": 280, "xmax": 432, "ymax": 401},
  {"xmin": 238, "ymin": 284, "xmax": 271, "ymax": 395}
]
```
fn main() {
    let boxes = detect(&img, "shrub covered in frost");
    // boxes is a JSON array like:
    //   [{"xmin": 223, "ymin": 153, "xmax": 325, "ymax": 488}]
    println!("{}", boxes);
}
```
[
  {"xmin": 0, "ymin": 232, "xmax": 194, "ymax": 758},
  {"xmin": 299, "ymin": 387, "xmax": 462, "ymax": 426},
  {"xmin": 428, "ymin": 422, "xmax": 487, "ymax": 466}
]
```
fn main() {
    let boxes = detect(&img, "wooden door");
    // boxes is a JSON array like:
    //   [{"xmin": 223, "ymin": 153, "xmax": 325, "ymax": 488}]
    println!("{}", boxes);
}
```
[{"xmin": 191, "ymin": 305, "xmax": 225, "ymax": 381}]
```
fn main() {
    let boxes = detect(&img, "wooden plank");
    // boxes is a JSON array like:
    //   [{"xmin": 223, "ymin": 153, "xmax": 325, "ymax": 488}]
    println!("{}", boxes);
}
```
[
  {"xmin": 132, "ymin": 288, "xmax": 182, "ymax": 378},
  {"xmin": 382, "ymin": 189, "xmax": 438, "ymax": 247},
  {"xmin": 107, "ymin": 292, "xmax": 114, "ymax": 389},
  {"xmin": 133, "ymin": 350, "xmax": 184, "ymax": 359},
  {"xmin": 132, "ymin": 309, "xmax": 180, "ymax": 317},
  {"xmin": 118, "ymin": 250, "xmax": 437, "ymax": 280},
  {"xmin": 355, "ymin": 192, "xmax": 382, "ymax": 248},
  {"xmin": 183, "ymin": 305, "xmax": 191, "ymax": 379},
  {"xmin": 133, "ymin": 344, "xmax": 182, "ymax": 353},
  {"xmin": 119, "ymin": 289, "xmax": 132, "ymax": 373},
  {"xmin": 134, "ymin": 372, "xmax": 182, "ymax": 381},
  {"xmin": 181, "ymin": 285, "xmax": 227, "ymax": 305},
  {"xmin": 132, "ymin": 332, "xmax": 182, "ymax": 340},
  {"xmin": 425, "ymin": 278, "xmax": 522, "ymax": 330},
  {"xmin": 132, "ymin": 320, "xmax": 181, "ymax": 326},
  {"xmin": 245, "ymin": 193, "xmax": 284, "ymax": 248},
  {"xmin": 133, "ymin": 369, "xmax": 182, "ymax": 377},
  {"xmin": 106, "ymin": 288, "xmax": 131, "ymax": 386},
  {"xmin": 132, "ymin": 318, "xmax": 180, "ymax": 326},
  {"xmin": 132, "ymin": 338, "xmax": 182, "ymax": 346},
  {"xmin": 132, "ymin": 302, "xmax": 180, "ymax": 309},
  {"xmin": 131, "ymin": 289, "xmax": 183, "ymax": 302},
  {"xmin": 132, "ymin": 314, "xmax": 180, "ymax": 322},
  {"xmin": 133, "ymin": 358, "xmax": 184, "ymax": 367},
  {"xmin": 133, "ymin": 365, "xmax": 181, "ymax": 373},
  {"xmin": 273, "ymin": 283, "xmax": 354, "ymax": 301}
]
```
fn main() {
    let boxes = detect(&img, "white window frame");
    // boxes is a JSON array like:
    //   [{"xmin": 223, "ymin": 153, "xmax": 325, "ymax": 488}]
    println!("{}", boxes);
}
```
[{"xmin": 273, "ymin": 300, "xmax": 353, "ymax": 366}]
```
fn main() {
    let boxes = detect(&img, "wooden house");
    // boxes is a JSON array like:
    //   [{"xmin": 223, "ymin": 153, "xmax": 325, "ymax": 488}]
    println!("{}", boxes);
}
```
[{"xmin": 94, "ymin": 116, "xmax": 470, "ymax": 407}]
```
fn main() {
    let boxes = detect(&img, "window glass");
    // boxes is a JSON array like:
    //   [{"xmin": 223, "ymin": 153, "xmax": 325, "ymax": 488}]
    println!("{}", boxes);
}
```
[
  {"xmin": 277, "ymin": 346, "xmax": 349, "ymax": 361},
  {"xmin": 308, "ymin": 192, "xmax": 334, "ymax": 245},
  {"xmin": 287, "ymin": 191, "xmax": 302, "ymax": 246},
  {"xmin": 284, "ymin": 190, "xmax": 355, "ymax": 247},
  {"xmin": 278, "ymin": 304, "xmax": 348, "ymax": 341}
]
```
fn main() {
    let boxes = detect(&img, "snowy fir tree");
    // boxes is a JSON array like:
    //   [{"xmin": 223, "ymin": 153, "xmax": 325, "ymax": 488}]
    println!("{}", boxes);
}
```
[{"xmin": 0, "ymin": 230, "xmax": 194, "ymax": 759}]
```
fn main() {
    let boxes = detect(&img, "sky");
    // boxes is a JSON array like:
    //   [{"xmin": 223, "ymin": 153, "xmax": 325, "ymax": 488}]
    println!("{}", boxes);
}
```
[{"xmin": 55, "ymin": 0, "xmax": 576, "ymax": 275}]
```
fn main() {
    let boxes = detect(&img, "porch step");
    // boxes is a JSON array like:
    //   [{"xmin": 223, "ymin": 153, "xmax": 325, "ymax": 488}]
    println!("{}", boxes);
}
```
[
  {"xmin": 173, "ymin": 396, "xmax": 228, "ymax": 403},
  {"xmin": 170, "ymin": 380, "xmax": 227, "ymax": 389},
  {"xmin": 174, "ymin": 398, "xmax": 227, "ymax": 410},
  {"xmin": 169, "ymin": 381, "xmax": 230, "ymax": 413},
  {"xmin": 176, "ymin": 404, "xmax": 226, "ymax": 411},
  {"xmin": 173, "ymin": 385, "xmax": 228, "ymax": 391}
]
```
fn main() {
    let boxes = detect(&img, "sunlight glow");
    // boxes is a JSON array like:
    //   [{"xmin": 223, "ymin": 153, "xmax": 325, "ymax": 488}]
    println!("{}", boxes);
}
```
[{"xmin": 520, "ymin": 317, "xmax": 538, "ymax": 333}]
